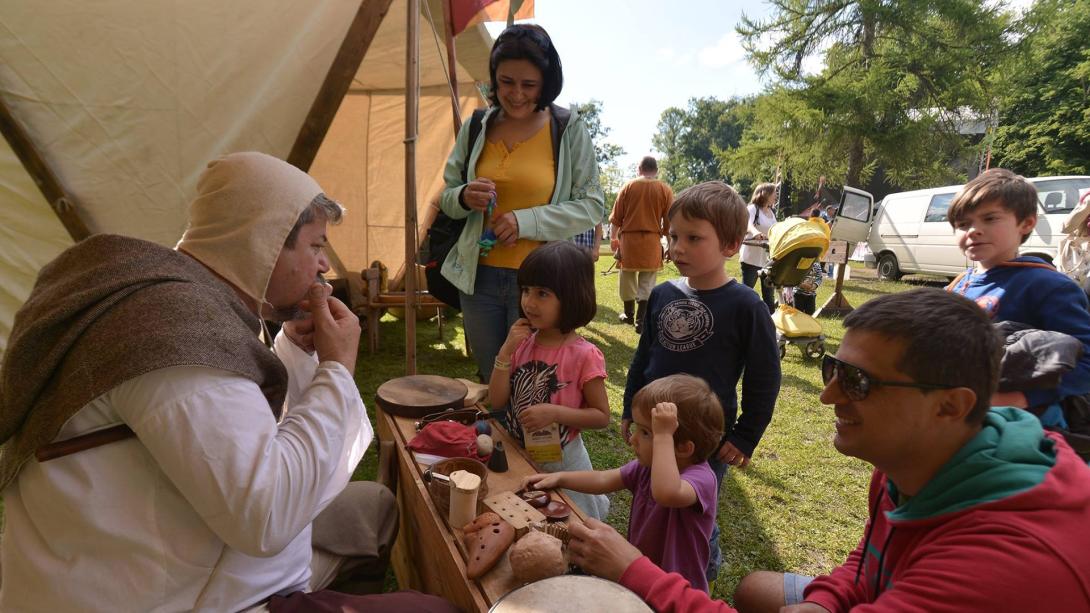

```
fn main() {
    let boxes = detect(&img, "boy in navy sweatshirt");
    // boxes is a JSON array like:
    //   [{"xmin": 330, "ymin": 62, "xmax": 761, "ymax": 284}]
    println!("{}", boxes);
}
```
[
  {"xmin": 621, "ymin": 181, "xmax": 781, "ymax": 585},
  {"xmin": 947, "ymin": 168, "xmax": 1090, "ymax": 418}
]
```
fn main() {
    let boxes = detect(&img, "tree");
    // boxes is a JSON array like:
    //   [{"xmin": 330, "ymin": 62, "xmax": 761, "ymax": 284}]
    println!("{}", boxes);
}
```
[
  {"xmin": 570, "ymin": 99, "xmax": 626, "ymax": 168},
  {"xmin": 731, "ymin": 1, "xmax": 1013, "ymax": 188},
  {"xmin": 991, "ymin": 0, "xmax": 1090, "ymax": 176},
  {"xmin": 652, "ymin": 107, "xmax": 689, "ymax": 188},
  {"xmin": 598, "ymin": 160, "xmax": 628, "ymax": 213},
  {"xmin": 571, "ymin": 99, "xmax": 627, "ymax": 210},
  {"xmin": 651, "ymin": 97, "xmax": 752, "ymax": 190}
]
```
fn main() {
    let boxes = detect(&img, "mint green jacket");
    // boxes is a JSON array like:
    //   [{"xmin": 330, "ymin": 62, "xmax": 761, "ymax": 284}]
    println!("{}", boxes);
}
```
[{"xmin": 439, "ymin": 105, "xmax": 605, "ymax": 295}]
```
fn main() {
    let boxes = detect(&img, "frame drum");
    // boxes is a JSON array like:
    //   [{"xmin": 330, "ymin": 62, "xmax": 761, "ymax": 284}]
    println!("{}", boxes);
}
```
[
  {"xmin": 375, "ymin": 375, "xmax": 468, "ymax": 418},
  {"xmin": 489, "ymin": 575, "xmax": 651, "ymax": 612}
]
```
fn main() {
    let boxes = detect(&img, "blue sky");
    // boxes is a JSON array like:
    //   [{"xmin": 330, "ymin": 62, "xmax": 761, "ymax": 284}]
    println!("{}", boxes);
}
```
[{"xmin": 488, "ymin": 0, "xmax": 776, "ymax": 176}]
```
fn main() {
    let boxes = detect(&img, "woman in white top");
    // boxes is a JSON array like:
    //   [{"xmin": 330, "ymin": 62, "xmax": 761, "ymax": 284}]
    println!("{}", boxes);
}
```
[{"xmin": 739, "ymin": 182, "xmax": 778, "ymax": 313}]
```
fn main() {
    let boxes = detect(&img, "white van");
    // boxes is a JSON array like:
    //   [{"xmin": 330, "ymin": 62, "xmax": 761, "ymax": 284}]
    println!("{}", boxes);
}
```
[{"xmin": 827, "ymin": 176, "xmax": 1090, "ymax": 280}]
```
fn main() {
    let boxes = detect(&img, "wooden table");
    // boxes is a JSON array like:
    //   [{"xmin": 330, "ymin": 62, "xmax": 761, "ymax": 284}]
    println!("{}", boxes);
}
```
[{"xmin": 376, "ymin": 406, "xmax": 588, "ymax": 612}]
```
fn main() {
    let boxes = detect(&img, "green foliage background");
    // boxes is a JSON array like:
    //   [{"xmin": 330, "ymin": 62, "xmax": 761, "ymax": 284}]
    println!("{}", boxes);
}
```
[
  {"xmin": 647, "ymin": 0, "xmax": 1089, "ymax": 199},
  {"xmin": 992, "ymin": 0, "xmax": 1090, "ymax": 176}
]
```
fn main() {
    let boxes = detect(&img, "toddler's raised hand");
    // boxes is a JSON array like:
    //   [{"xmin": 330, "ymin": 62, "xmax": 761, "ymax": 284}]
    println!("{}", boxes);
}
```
[{"xmin": 650, "ymin": 402, "xmax": 679, "ymax": 436}]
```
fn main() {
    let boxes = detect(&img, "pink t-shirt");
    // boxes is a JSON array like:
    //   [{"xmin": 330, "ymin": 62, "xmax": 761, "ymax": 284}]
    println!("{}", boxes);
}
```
[{"xmin": 506, "ymin": 332, "xmax": 607, "ymax": 446}]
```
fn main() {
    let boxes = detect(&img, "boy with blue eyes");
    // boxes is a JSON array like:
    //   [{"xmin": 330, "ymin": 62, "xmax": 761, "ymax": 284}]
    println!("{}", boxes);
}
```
[
  {"xmin": 945, "ymin": 168, "xmax": 1090, "ymax": 422},
  {"xmin": 621, "ymin": 181, "xmax": 781, "ymax": 585}
]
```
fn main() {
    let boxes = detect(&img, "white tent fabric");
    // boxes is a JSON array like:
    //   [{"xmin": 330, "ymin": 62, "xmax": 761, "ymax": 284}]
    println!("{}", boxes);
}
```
[
  {"xmin": 0, "ymin": 0, "xmax": 492, "ymax": 361},
  {"xmin": 0, "ymin": 140, "xmax": 71, "ymax": 357}
]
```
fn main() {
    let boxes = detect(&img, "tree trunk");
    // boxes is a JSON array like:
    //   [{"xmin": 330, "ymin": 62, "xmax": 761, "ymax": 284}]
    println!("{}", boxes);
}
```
[
  {"xmin": 846, "ymin": 6, "xmax": 877, "ymax": 188},
  {"xmin": 846, "ymin": 136, "xmax": 864, "ymax": 188}
]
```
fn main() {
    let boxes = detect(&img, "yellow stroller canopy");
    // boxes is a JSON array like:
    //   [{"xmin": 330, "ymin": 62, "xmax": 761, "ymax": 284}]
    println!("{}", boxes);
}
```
[
  {"xmin": 768, "ymin": 217, "xmax": 832, "ymax": 261},
  {"xmin": 763, "ymin": 217, "xmax": 832, "ymax": 287}
]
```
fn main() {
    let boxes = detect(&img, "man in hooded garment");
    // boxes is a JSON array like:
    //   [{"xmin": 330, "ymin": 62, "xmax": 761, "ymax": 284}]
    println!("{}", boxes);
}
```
[{"xmin": 0, "ymin": 153, "xmax": 456, "ymax": 612}]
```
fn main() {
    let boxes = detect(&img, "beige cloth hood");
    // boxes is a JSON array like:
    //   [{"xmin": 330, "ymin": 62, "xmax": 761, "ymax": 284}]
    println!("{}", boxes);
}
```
[{"xmin": 176, "ymin": 152, "xmax": 322, "ymax": 303}]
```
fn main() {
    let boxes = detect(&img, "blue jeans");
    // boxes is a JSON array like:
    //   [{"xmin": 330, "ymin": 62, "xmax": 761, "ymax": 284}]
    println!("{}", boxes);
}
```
[
  {"xmin": 459, "ymin": 265, "xmax": 522, "ymax": 381},
  {"xmin": 706, "ymin": 455, "xmax": 728, "ymax": 581},
  {"xmin": 740, "ymin": 262, "xmax": 776, "ymax": 313}
]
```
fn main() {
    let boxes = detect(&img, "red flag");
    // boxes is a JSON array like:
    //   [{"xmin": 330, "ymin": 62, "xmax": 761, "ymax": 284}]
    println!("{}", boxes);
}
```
[{"xmin": 448, "ymin": 0, "xmax": 535, "ymax": 36}]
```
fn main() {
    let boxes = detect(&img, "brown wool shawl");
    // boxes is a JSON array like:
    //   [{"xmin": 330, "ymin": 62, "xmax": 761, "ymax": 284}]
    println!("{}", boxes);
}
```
[{"xmin": 0, "ymin": 234, "xmax": 288, "ymax": 490}]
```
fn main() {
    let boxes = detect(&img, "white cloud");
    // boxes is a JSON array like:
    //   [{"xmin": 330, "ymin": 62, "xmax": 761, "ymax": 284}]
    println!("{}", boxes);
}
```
[
  {"xmin": 800, "ymin": 53, "xmax": 826, "ymax": 76},
  {"xmin": 656, "ymin": 46, "xmax": 695, "ymax": 67},
  {"xmin": 697, "ymin": 32, "xmax": 747, "ymax": 69}
]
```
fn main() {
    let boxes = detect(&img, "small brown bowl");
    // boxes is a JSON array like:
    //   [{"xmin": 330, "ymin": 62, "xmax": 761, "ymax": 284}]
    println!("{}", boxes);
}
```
[
  {"xmin": 518, "ymin": 489, "xmax": 550, "ymax": 508},
  {"xmin": 541, "ymin": 500, "xmax": 570, "ymax": 521}
]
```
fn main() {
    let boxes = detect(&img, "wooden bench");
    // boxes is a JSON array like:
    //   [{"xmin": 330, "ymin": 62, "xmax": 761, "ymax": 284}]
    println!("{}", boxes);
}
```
[{"xmin": 359, "ymin": 263, "xmax": 449, "ymax": 354}]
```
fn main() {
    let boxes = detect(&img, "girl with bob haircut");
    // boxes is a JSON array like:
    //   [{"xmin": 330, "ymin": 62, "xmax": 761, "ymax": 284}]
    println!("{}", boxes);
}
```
[
  {"xmin": 436, "ymin": 24, "xmax": 605, "ymax": 384},
  {"xmin": 489, "ymin": 241, "xmax": 610, "ymax": 519}
]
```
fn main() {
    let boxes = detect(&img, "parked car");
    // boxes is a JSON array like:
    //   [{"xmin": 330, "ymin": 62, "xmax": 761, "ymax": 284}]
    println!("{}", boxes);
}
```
[{"xmin": 827, "ymin": 176, "xmax": 1090, "ymax": 280}]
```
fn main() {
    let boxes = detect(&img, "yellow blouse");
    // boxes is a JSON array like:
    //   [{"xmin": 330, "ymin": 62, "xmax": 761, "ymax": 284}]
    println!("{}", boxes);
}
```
[{"xmin": 475, "ymin": 119, "xmax": 556, "ymax": 269}]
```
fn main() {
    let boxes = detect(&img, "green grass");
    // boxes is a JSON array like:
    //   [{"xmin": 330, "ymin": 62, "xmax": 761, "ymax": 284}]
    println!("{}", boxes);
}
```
[{"xmin": 353, "ymin": 258, "xmax": 944, "ymax": 604}]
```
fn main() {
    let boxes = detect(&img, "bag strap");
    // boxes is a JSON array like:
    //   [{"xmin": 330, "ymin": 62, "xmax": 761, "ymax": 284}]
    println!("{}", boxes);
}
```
[
  {"xmin": 462, "ymin": 105, "xmax": 569, "ymax": 184},
  {"xmin": 948, "ymin": 259, "xmax": 1058, "ymax": 293},
  {"xmin": 548, "ymin": 104, "xmax": 571, "ymax": 172},
  {"xmin": 996, "ymin": 260, "xmax": 1057, "ymax": 271},
  {"xmin": 460, "ymin": 109, "xmax": 487, "ymax": 184},
  {"xmin": 946, "ymin": 271, "xmax": 967, "ymax": 292}
]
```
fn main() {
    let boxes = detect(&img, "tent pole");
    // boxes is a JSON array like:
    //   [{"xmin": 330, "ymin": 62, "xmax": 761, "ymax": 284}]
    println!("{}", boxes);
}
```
[
  {"xmin": 441, "ymin": 0, "xmax": 463, "ymax": 133},
  {"xmin": 0, "ymin": 94, "xmax": 91, "ymax": 242},
  {"xmin": 405, "ymin": 0, "xmax": 420, "ymax": 375},
  {"xmin": 288, "ymin": 0, "xmax": 394, "ymax": 172},
  {"xmin": 285, "ymin": 0, "xmax": 390, "ymax": 321}
]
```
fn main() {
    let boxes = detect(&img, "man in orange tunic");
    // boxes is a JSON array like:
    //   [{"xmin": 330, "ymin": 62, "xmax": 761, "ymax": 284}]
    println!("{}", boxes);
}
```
[{"xmin": 609, "ymin": 156, "xmax": 674, "ymax": 332}]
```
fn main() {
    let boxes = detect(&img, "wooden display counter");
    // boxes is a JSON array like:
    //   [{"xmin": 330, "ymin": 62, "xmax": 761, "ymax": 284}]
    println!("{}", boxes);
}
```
[{"xmin": 375, "ymin": 406, "xmax": 588, "ymax": 612}]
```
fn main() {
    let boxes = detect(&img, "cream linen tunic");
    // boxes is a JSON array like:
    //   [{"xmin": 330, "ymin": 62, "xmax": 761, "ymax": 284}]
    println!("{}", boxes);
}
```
[{"xmin": 0, "ymin": 332, "xmax": 372, "ymax": 612}]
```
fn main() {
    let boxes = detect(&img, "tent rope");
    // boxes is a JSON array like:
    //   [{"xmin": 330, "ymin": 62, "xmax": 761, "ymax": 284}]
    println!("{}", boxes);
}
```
[{"xmin": 421, "ymin": 0, "xmax": 460, "ymax": 108}]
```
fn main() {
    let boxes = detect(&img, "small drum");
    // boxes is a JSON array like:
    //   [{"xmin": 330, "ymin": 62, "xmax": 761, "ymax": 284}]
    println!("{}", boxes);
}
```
[
  {"xmin": 375, "ymin": 375, "xmax": 468, "ymax": 418},
  {"xmin": 489, "ymin": 575, "xmax": 651, "ymax": 612}
]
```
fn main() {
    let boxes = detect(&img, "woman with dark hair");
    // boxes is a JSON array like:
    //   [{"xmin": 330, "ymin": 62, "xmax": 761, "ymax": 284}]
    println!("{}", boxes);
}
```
[
  {"xmin": 438, "ymin": 24, "xmax": 605, "ymax": 381},
  {"xmin": 739, "ymin": 182, "xmax": 777, "ymax": 313}
]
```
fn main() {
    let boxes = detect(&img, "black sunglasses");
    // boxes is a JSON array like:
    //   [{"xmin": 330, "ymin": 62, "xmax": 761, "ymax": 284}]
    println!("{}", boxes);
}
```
[{"xmin": 821, "ymin": 355, "xmax": 956, "ymax": 401}]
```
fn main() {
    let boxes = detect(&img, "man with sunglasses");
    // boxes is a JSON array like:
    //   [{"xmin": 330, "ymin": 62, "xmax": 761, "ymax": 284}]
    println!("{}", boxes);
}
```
[{"xmin": 730, "ymin": 288, "xmax": 1090, "ymax": 613}]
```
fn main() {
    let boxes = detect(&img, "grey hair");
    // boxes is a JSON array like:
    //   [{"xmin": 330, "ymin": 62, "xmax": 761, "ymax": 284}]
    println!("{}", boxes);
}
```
[{"xmin": 284, "ymin": 193, "xmax": 344, "ymax": 248}]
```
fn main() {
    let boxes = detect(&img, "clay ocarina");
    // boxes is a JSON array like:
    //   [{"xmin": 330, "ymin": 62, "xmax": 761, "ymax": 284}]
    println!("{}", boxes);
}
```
[
  {"xmin": 463, "ymin": 512, "xmax": 502, "ymax": 534},
  {"xmin": 462, "ymin": 512, "xmax": 515, "ymax": 580},
  {"xmin": 540, "ymin": 500, "xmax": 571, "ymax": 521},
  {"xmin": 518, "ymin": 489, "xmax": 550, "ymax": 509}
]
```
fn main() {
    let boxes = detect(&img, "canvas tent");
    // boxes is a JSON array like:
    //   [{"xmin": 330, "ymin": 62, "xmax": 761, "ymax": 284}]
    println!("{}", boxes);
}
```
[{"xmin": 0, "ymin": 0, "xmax": 495, "ymax": 361}]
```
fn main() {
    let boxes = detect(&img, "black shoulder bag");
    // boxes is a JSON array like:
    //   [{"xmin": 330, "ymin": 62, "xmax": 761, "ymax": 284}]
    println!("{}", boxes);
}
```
[{"xmin": 419, "ymin": 110, "xmax": 486, "ymax": 310}]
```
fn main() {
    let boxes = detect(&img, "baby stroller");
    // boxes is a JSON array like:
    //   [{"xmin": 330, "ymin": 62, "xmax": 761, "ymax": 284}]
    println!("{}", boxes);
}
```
[{"xmin": 758, "ymin": 216, "xmax": 831, "ymax": 360}]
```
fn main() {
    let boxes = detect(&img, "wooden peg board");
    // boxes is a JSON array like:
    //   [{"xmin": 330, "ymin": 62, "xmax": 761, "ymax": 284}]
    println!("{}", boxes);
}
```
[{"xmin": 482, "ymin": 491, "xmax": 545, "ymax": 529}]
